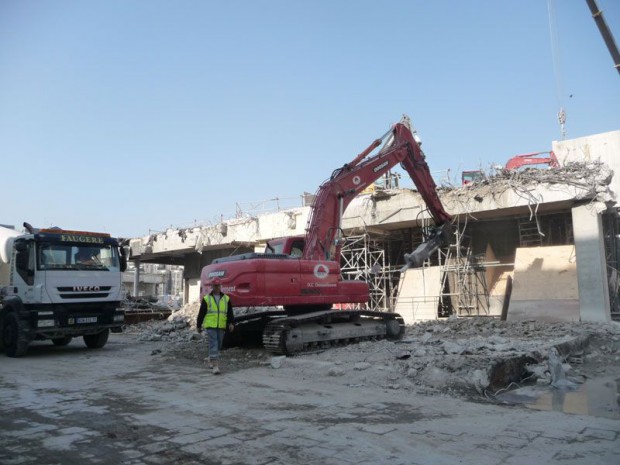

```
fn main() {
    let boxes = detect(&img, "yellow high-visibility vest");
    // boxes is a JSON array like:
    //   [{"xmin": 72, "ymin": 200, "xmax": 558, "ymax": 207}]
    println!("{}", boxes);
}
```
[{"xmin": 203, "ymin": 294, "xmax": 230, "ymax": 329}]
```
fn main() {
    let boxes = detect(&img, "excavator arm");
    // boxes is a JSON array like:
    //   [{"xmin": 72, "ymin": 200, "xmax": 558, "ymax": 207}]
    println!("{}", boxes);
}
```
[
  {"xmin": 302, "ymin": 115, "xmax": 452, "ymax": 262},
  {"xmin": 505, "ymin": 151, "xmax": 559, "ymax": 170}
]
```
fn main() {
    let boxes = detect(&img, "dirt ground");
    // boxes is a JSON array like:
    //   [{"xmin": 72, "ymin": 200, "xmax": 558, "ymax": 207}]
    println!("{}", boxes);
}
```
[
  {"xmin": 127, "ymin": 304, "xmax": 620, "ymax": 403},
  {"xmin": 2, "ymin": 312, "xmax": 619, "ymax": 465}
]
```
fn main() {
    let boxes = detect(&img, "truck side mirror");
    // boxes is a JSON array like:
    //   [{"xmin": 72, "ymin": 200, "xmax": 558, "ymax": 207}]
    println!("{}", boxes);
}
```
[{"xmin": 119, "ymin": 246, "xmax": 128, "ymax": 272}]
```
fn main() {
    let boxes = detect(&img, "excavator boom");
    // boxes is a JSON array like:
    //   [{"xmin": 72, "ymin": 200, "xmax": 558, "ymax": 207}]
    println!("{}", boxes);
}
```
[{"xmin": 303, "ymin": 116, "xmax": 451, "ymax": 261}]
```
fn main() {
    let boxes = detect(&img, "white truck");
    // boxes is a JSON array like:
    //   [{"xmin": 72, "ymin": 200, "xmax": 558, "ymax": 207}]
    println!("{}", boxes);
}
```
[{"xmin": 0, "ymin": 223, "xmax": 127, "ymax": 357}]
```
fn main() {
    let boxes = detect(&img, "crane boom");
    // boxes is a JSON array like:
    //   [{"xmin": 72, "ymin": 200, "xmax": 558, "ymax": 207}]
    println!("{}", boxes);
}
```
[{"xmin": 586, "ymin": 0, "xmax": 620, "ymax": 76}]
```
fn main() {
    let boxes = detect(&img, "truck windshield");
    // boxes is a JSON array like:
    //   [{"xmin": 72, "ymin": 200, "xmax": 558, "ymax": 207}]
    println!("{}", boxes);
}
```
[{"xmin": 38, "ymin": 242, "xmax": 120, "ymax": 271}]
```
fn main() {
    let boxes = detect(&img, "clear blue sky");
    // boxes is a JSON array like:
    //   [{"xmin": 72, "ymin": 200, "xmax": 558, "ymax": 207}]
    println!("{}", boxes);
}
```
[{"xmin": 1, "ymin": 0, "xmax": 619, "ymax": 238}]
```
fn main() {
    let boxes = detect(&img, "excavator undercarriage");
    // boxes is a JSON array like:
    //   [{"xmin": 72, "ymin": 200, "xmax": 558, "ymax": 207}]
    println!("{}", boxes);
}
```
[{"xmin": 228, "ymin": 308, "xmax": 405, "ymax": 355}]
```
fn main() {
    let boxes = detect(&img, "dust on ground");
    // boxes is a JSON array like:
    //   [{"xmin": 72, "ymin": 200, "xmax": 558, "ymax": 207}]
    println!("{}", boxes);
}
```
[{"xmin": 123, "ymin": 302, "xmax": 620, "ymax": 402}]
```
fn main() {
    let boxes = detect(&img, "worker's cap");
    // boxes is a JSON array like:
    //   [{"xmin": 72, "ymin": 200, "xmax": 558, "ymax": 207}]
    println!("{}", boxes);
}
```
[{"xmin": 209, "ymin": 277, "xmax": 223, "ymax": 285}]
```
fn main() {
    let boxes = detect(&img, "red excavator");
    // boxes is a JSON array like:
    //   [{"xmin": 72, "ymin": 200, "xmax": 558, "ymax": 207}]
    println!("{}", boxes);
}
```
[
  {"xmin": 201, "ymin": 115, "xmax": 453, "ymax": 354},
  {"xmin": 504, "ymin": 151, "xmax": 559, "ymax": 170}
]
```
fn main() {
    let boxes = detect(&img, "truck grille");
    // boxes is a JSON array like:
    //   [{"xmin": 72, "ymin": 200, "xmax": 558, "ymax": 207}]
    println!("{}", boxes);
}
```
[{"xmin": 57, "ymin": 286, "xmax": 112, "ymax": 299}]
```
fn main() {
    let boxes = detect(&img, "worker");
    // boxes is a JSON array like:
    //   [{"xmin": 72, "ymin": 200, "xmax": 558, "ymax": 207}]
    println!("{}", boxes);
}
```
[{"xmin": 196, "ymin": 277, "xmax": 234, "ymax": 374}]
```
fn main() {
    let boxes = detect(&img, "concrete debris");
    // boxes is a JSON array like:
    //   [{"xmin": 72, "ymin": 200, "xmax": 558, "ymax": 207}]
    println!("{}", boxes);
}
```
[
  {"xmin": 270, "ymin": 356, "xmax": 286, "ymax": 369},
  {"xmin": 124, "ymin": 303, "xmax": 620, "ymax": 401},
  {"xmin": 449, "ymin": 160, "xmax": 615, "ymax": 209},
  {"xmin": 459, "ymin": 160, "xmax": 612, "ymax": 191},
  {"xmin": 394, "ymin": 350, "xmax": 411, "ymax": 360},
  {"xmin": 548, "ymin": 346, "xmax": 578, "ymax": 389},
  {"xmin": 327, "ymin": 366, "xmax": 346, "ymax": 376},
  {"xmin": 442, "ymin": 341, "xmax": 464, "ymax": 354}
]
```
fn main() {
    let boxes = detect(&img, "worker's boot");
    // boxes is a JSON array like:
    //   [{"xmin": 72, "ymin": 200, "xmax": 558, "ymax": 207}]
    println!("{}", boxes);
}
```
[{"xmin": 212, "ymin": 361, "xmax": 220, "ymax": 375}]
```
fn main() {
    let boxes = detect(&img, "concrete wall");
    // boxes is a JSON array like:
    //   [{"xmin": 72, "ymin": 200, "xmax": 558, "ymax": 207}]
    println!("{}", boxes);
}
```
[{"xmin": 508, "ymin": 245, "xmax": 580, "ymax": 322}]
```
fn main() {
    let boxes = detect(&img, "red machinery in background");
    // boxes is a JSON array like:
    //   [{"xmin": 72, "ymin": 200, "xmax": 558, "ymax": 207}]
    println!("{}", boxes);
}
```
[
  {"xmin": 462, "ymin": 150, "xmax": 560, "ymax": 185},
  {"xmin": 505, "ymin": 151, "xmax": 559, "ymax": 171}
]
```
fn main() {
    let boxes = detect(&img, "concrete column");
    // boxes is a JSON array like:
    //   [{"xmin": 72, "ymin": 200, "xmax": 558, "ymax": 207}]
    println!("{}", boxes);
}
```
[
  {"xmin": 571, "ymin": 205, "xmax": 611, "ymax": 322},
  {"xmin": 133, "ymin": 259, "xmax": 140, "ymax": 297}
]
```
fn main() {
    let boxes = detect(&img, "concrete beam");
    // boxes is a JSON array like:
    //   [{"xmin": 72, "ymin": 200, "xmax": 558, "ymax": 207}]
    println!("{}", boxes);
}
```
[{"xmin": 130, "ymin": 178, "xmax": 603, "ymax": 262}]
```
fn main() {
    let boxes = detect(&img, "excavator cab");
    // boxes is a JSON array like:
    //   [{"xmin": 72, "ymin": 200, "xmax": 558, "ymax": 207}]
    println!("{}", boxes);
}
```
[{"xmin": 462, "ymin": 170, "xmax": 484, "ymax": 185}]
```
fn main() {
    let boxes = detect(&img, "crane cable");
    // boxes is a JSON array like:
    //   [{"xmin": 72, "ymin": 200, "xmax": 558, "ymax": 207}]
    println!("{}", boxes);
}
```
[{"xmin": 546, "ymin": 0, "xmax": 567, "ymax": 139}]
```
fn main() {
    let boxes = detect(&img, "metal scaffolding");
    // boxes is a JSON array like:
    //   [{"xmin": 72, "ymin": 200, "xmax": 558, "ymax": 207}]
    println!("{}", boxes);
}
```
[
  {"xmin": 340, "ymin": 234, "xmax": 389, "ymax": 311},
  {"xmin": 340, "ymin": 225, "xmax": 496, "ymax": 317},
  {"xmin": 437, "ymin": 224, "xmax": 490, "ymax": 317}
]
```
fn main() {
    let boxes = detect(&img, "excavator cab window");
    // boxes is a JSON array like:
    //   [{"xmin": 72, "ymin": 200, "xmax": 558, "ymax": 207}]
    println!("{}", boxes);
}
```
[
  {"xmin": 290, "ymin": 240, "xmax": 304, "ymax": 258},
  {"xmin": 462, "ymin": 170, "xmax": 483, "ymax": 185},
  {"xmin": 265, "ymin": 241, "xmax": 279, "ymax": 254}
]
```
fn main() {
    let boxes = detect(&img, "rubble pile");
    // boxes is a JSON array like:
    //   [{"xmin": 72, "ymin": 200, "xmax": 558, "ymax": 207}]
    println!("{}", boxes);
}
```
[
  {"xmin": 458, "ymin": 160, "xmax": 613, "ymax": 190},
  {"xmin": 458, "ymin": 161, "xmax": 615, "ymax": 206},
  {"xmin": 280, "ymin": 318, "xmax": 620, "ymax": 398},
  {"xmin": 122, "ymin": 301, "xmax": 200, "ymax": 342},
  {"xmin": 125, "ymin": 309, "xmax": 620, "ymax": 401}
]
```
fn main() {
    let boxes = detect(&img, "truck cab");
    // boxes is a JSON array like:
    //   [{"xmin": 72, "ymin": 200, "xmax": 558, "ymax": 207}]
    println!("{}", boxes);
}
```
[{"xmin": 0, "ymin": 227, "xmax": 127, "ymax": 357}]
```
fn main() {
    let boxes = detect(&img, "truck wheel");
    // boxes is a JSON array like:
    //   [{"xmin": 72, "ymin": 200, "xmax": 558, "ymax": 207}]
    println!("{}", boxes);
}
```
[
  {"xmin": 3, "ymin": 313, "xmax": 30, "ymax": 357},
  {"xmin": 83, "ymin": 329, "xmax": 109, "ymax": 349},
  {"xmin": 51, "ymin": 336, "xmax": 73, "ymax": 346}
]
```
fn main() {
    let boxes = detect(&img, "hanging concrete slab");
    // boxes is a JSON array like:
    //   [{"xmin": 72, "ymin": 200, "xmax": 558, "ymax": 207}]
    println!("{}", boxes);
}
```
[{"xmin": 394, "ymin": 266, "xmax": 441, "ymax": 324}]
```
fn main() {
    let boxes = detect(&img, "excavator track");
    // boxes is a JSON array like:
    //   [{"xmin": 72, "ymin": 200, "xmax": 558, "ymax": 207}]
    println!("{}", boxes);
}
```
[{"xmin": 262, "ymin": 309, "xmax": 405, "ymax": 355}]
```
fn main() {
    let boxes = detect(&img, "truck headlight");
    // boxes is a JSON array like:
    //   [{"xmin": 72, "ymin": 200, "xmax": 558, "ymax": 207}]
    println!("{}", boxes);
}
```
[
  {"xmin": 38, "ymin": 320, "xmax": 55, "ymax": 328},
  {"xmin": 113, "ymin": 314, "xmax": 124, "ymax": 322}
]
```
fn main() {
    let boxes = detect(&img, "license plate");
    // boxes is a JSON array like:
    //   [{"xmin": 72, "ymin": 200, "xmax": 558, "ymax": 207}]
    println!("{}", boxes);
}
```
[{"xmin": 77, "ymin": 317, "xmax": 97, "ymax": 324}]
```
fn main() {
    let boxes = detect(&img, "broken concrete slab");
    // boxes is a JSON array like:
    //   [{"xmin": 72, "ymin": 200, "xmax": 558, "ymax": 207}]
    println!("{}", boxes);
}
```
[{"xmin": 394, "ymin": 266, "xmax": 441, "ymax": 323}]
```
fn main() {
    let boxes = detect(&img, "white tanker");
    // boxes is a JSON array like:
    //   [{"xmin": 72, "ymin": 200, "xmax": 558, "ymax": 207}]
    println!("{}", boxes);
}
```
[{"xmin": 0, "ymin": 223, "xmax": 127, "ymax": 357}]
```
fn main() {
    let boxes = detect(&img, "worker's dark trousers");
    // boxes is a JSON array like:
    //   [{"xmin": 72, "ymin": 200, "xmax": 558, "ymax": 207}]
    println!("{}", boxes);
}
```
[{"xmin": 206, "ymin": 328, "xmax": 225, "ymax": 360}]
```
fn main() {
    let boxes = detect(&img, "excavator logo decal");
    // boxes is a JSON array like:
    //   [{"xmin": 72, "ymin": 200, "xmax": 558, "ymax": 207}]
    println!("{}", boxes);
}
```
[
  {"xmin": 373, "ymin": 161, "xmax": 389, "ymax": 173},
  {"xmin": 313, "ymin": 264, "xmax": 329, "ymax": 279},
  {"xmin": 208, "ymin": 271, "xmax": 225, "ymax": 278}
]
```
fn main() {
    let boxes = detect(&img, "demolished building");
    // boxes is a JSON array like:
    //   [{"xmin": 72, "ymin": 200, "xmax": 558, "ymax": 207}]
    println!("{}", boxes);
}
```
[{"xmin": 127, "ymin": 129, "xmax": 620, "ymax": 323}]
